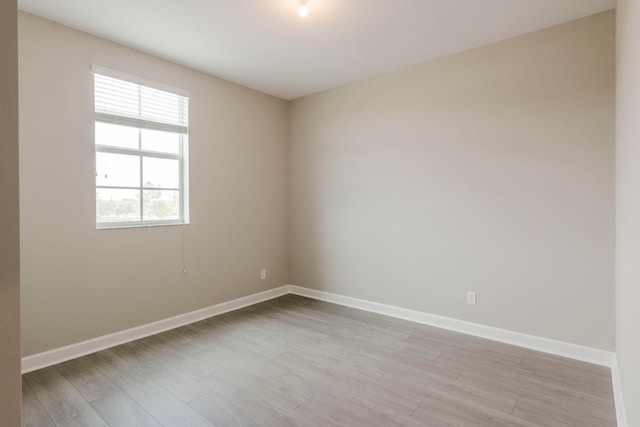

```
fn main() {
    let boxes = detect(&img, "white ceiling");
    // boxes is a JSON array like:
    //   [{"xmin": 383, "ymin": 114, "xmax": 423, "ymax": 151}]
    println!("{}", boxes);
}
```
[{"xmin": 18, "ymin": 0, "xmax": 615, "ymax": 100}]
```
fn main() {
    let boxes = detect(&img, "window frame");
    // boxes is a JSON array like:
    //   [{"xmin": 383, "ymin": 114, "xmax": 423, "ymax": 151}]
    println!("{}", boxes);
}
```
[{"xmin": 93, "ymin": 65, "xmax": 190, "ymax": 229}]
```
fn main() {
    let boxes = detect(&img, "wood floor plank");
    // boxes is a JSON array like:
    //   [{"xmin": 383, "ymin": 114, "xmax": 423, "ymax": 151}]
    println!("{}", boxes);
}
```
[
  {"xmin": 134, "ymin": 333, "xmax": 224, "ymax": 379},
  {"xmin": 238, "ymin": 309, "xmax": 333, "ymax": 342},
  {"xmin": 458, "ymin": 369, "xmax": 616, "ymax": 423},
  {"xmin": 189, "ymin": 387, "xmax": 304, "ymax": 427},
  {"xmin": 110, "ymin": 341, "xmax": 210, "ymax": 402},
  {"xmin": 22, "ymin": 295, "xmax": 616, "ymax": 427},
  {"xmin": 562, "ymin": 371, "xmax": 615, "ymax": 398},
  {"xmin": 21, "ymin": 379, "xmax": 56, "ymax": 427},
  {"xmin": 348, "ymin": 345, "xmax": 459, "ymax": 380},
  {"xmin": 189, "ymin": 336, "xmax": 292, "ymax": 382},
  {"xmin": 376, "ymin": 369, "xmax": 517, "ymax": 415},
  {"xmin": 280, "ymin": 370, "xmax": 423, "ymax": 417},
  {"xmin": 276, "ymin": 348, "xmax": 381, "ymax": 388},
  {"xmin": 435, "ymin": 350, "xmax": 565, "ymax": 386},
  {"xmin": 513, "ymin": 396, "xmax": 616, "ymax": 427},
  {"xmin": 87, "ymin": 350, "xmax": 215, "ymax": 427},
  {"xmin": 90, "ymin": 391, "xmax": 162, "ymax": 427},
  {"xmin": 265, "ymin": 300, "xmax": 412, "ymax": 341},
  {"xmin": 202, "ymin": 367, "xmax": 311, "ymax": 410},
  {"xmin": 520, "ymin": 350, "xmax": 611, "ymax": 380},
  {"xmin": 185, "ymin": 321, "xmax": 290, "ymax": 359},
  {"xmin": 412, "ymin": 393, "xmax": 541, "ymax": 427},
  {"xmin": 55, "ymin": 357, "xmax": 119, "ymax": 402},
  {"xmin": 23, "ymin": 367, "xmax": 107, "ymax": 427},
  {"xmin": 295, "ymin": 392, "xmax": 425, "ymax": 427},
  {"xmin": 289, "ymin": 340, "xmax": 386, "ymax": 381}
]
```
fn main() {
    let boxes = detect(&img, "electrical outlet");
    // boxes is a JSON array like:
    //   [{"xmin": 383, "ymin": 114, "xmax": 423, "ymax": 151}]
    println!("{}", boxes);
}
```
[
  {"xmin": 467, "ymin": 291, "xmax": 477, "ymax": 305},
  {"xmin": 260, "ymin": 269, "xmax": 267, "ymax": 280}
]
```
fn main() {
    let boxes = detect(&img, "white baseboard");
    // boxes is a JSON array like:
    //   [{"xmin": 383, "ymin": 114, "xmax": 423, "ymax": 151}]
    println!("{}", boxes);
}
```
[
  {"xmin": 21, "ymin": 285, "xmax": 289, "ymax": 373},
  {"xmin": 611, "ymin": 356, "xmax": 629, "ymax": 427},
  {"xmin": 288, "ymin": 285, "xmax": 615, "ymax": 367},
  {"xmin": 22, "ymin": 283, "xmax": 615, "ymax": 369}
]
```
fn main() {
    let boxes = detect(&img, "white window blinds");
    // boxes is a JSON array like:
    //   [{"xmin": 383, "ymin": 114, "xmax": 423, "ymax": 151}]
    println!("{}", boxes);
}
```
[{"xmin": 93, "ymin": 67, "xmax": 189, "ymax": 134}]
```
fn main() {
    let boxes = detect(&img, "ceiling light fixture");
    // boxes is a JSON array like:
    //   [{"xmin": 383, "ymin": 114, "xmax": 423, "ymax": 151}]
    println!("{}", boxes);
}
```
[{"xmin": 298, "ymin": 0, "xmax": 309, "ymax": 17}]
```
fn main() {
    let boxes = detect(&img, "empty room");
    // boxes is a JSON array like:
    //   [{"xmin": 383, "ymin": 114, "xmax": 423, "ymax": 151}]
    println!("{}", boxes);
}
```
[{"xmin": 1, "ymin": 0, "xmax": 639, "ymax": 426}]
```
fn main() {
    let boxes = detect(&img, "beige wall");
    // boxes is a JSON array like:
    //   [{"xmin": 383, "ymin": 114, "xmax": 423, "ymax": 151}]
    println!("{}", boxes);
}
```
[
  {"xmin": 0, "ymin": 0, "xmax": 22, "ymax": 424},
  {"xmin": 289, "ymin": 12, "xmax": 615, "ymax": 350},
  {"xmin": 616, "ymin": 1, "xmax": 640, "ymax": 425},
  {"xmin": 19, "ymin": 8, "xmax": 616, "ymax": 363},
  {"xmin": 19, "ymin": 13, "xmax": 289, "ymax": 356}
]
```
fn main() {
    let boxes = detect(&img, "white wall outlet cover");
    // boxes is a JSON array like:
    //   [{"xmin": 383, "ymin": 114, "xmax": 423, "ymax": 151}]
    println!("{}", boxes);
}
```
[{"xmin": 467, "ymin": 291, "xmax": 477, "ymax": 305}]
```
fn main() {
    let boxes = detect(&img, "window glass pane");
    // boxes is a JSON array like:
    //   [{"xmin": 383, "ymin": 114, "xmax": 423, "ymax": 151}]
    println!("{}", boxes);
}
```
[
  {"xmin": 143, "ymin": 157, "xmax": 179, "ymax": 189},
  {"xmin": 97, "ymin": 189, "xmax": 140, "ymax": 223},
  {"xmin": 95, "ymin": 122, "xmax": 139, "ymax": 149},
  {"xmin": 143, "ymin": 190, "xmax": 179, "ymax": 221},
  {"xmin": 96, "ymin": 152, "xmax": 140, "ymax": 187},
  {"xmin": 141, "ymin": 129, "xmax": 181, "ymax": 154}
]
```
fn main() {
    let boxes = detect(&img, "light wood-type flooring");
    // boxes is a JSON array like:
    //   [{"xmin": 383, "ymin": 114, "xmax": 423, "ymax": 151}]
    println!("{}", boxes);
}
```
[{"xmin": 22, "ymin": 294, "xmax": 617, "ymax": 426}]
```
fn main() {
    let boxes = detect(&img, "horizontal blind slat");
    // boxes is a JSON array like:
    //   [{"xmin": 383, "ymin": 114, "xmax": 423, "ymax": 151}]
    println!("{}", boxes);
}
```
[{"xmin": 95, "ymin": 113, "xmax": 188, "ymax": 134}]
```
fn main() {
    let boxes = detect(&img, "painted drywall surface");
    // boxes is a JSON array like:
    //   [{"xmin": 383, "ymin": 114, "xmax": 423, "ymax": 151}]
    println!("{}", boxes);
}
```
[
  {"xmin": 19, "ymin": 13, "xmax": 289, "ymax": 356},
  {"xmin": 0, "ymin": 0, "xmax": 22, "ymax": 424},
  {"xmin": 289, "ymin": 12, "xmax": 615, "ymax": 350},
  {"xmin": 616, "ymin": 1, "xmax": 640, "ymax": 424}
]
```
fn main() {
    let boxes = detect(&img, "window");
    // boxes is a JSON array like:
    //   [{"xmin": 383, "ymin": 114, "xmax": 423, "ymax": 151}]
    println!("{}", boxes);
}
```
[{"xmin": 93, "ymin": 66, "xmax": 189, "ymax": 228}]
